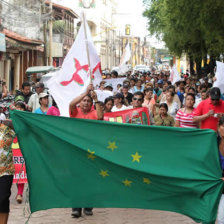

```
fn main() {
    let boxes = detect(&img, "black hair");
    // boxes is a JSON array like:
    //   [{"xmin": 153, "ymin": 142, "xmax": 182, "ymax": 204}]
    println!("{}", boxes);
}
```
[
  {"xmin": 85, "ymin": 94, "xmax": 93, "ymax": 102},
  {"xmin": 52, "ymin": 98, "xmax": 57, "ymax": 107},
  {"xmin": 15, "ymin": 101, "xmax": 26, "ymax": 111},
  {"xmin": 167, "ymin": 91, "xmax": 175, "ymax": 97},
  {"xmin": 219, "ymin": 116, "xmax": 224, "ymax": 126},
  {"xmin": 111, "ymin": 70, "xmax": 118, "ymax": 77},
  {"xmin": 168, "ymin": 85, "xmax": 175, "ymax": 91},
  {"xmin": 186, "ymin": 93, "xmax": 195, "ymax": 102},
  {"xmin": 133, "ymin": 91, "xmax": 144, "ymax": 99},
  {"xmin": 179, "ymin": 81, "xmax": 185, "ymax": 85},
  {"xmin": 188, "ymin": 87, "xmax": 196, "ymax": 93},
  {"xmin": 144, "ymin": 87, "xmax": 153, "ymax": 94},
  {"xmin": 130, "ymin": 78, "xmax": 136, "ymax": 82},
  {"xmin": 104, "ymin": 97, "xmax": 114, "ymax": 105},
  {"xmin": 39, "ymin": 96, "xmax": 48, "ymax": 105},
  {"xmin": 94, "ymin": 101, "xmax": 104, "ymax": 110},
  {"xmin": 167, "ymin": 81, "xmax": 171, "ymax": 85},
  {"xmin": 159, "ymin": 103, "xmax": 168, "ymax": 111},
  {"xmin": 22, "ymin": 82, "xmax": 31, "ymax": 89}
]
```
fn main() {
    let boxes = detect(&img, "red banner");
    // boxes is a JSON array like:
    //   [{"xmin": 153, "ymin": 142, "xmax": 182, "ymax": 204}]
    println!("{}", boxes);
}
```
[
  {"xmin": 12, "ymin": 137, "xmax": 27, "ymax": 184},
  {"xmin": 104, "ymin": 107, "xmax": 150, "ymax": 125}
]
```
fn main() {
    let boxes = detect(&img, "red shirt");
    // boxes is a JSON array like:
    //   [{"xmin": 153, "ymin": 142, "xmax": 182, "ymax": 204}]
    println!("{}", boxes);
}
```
[
  {"xmin": 193, "ymin": 98, "xmax": 224, "ymax": 131},
  {"xmin": 70, "ymin": 107, "xmax": 98, "ymax": 120}
]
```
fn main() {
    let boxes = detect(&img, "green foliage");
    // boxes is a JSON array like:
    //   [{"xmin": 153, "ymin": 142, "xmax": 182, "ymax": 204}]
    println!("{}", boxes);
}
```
[{"xmin": 143, "ymin": 0, "xmax": 224, "ymax": 74}]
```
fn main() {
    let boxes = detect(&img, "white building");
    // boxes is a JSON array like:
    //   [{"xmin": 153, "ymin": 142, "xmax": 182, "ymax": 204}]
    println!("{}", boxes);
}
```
[{"xmin": 53, "ymin": 0, "xmax": 119, "ymax": 70}]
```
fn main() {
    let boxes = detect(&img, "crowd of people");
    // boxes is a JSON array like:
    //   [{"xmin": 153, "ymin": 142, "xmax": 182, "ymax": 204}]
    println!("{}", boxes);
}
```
[{"xmin": 1, "ymin": 67, "xmax": 224, "ymax": 223}]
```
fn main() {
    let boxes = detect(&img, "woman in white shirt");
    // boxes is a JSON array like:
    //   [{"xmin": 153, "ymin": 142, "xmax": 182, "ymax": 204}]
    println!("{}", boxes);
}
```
[
  {"xmin": 165, "ymin": 91, "xmax": 179, "ymax": 120},
  {"xmin": 111, "ymin": 93, "xmax": 129, "ymax": 112}
]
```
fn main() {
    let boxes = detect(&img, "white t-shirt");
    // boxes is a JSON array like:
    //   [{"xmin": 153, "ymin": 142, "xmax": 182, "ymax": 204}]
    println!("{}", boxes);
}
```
[
  {"xmin": 111, "ymin": 105, "xmax": 129, "ymax": 112},
  {"xmin": 0, "ymin": 113, "xmax": 6, "ymax": 120},
  {"xmin": 28, "ymin": 92, "xmax": 52, "ymax": 112}
]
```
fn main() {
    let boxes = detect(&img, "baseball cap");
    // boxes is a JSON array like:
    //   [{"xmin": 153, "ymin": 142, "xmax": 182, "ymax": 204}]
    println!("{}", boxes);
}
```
[
  {"xmin": 38, "ymin": 92, "xmax": 49, "ymax": 99},
  {"xmin": 210, "ymin": 87, "xmax": 221, "ymax": 100},
  {"xmin": 104, "ymin": 82, "xmax": 113, "ymax": 88},
  {"xmin": 14, "ymin": 95, "xmax": 25, "ymax": 103},
  {"xmin": 158, "ymin": 80, "xmax": 163, "ymax": 84}
]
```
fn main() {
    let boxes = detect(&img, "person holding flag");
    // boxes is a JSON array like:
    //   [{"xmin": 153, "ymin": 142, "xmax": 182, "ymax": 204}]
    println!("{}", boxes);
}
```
[
  {"xmin": 69, "ymin": 84, "xmax": 103, "ymax": 120},
  {"xmin": 69, "ymin": 83, "xmax": 103, "ymax": 217}
]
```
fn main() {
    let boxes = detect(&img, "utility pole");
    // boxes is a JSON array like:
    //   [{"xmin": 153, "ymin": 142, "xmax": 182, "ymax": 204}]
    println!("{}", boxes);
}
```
[
  {"xmin": 41, "ymin": 0, "xmax": 47, "ymax": 66},
  {"xmin": 48, "ymin": 0, "xmax": 53, "ymax": 66}
]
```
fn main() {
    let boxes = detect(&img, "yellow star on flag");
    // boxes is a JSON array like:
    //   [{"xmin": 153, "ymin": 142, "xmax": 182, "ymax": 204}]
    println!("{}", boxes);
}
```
[
  {"xmin": 107, "ymin": 141, "xmax": 118, "ymax": 152},
  {"xmin": 87, "ymin": 149, "xmax": 96, "ymax": 160},
  {"xmin": 122, "ymin": 179, "xmax": 132, "ymax": 187},
  {"xmin": 99, "ymin": 170, "xmax": 109, "ymax": 178},
  {"xmin": 143, "ymin": 177, "xmax": 151, "ymax": 184},
  {"xmin": 131, "ymin": 152, "xmax": 142, "ymax": 163}
]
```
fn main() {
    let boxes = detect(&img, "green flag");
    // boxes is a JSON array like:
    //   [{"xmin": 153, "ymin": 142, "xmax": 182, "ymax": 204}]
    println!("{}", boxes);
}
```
[{"xmin": 11, "ymin": 110, "xmax": 224, "ymax": 223}]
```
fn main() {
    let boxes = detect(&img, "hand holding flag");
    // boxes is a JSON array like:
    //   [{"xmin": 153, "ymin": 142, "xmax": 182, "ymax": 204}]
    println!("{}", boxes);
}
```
[{"xmin": 47, "ymin": 14, "xmax": 102, "ymax": 117}]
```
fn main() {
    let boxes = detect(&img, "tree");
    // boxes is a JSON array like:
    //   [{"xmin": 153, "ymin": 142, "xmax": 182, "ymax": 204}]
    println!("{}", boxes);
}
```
[{"xmin": 143, "ymin": 0, "xmax": 224, "ymax": 76}]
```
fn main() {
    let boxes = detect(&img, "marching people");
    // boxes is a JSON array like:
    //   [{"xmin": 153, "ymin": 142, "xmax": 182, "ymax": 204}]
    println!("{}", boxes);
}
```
[
  {"xmin": 14, "ymin": 101, "xmax": 26, "ymax": 204},
  {"xmin": 34, "ymin": 93, "xmax": 50, "ymax": 115},
  {"xmin": 0, "ymin": 114, "xmax": 15, "ymax": 224},
  {"xmin": 15, "ymin": 82, "xmax": 33, "ymax": 105},
  {"xmin": 154, "ymin": 103, "xmax": 174, "ymax": 127},
  {"xmin": 193, "ymin": 87, "xmax": 224, "ymax": 131},
  {"xmin": 164, "ymin": 91, "xmax": 179, "ymax": 120},
  {"xmin": 69, "ymin": 83, "xmax": 103, "ymax": 217},
  {"xmin": 111, "ymin": 93, "xmax": 129, "ymax": 112},
  {"xmin": 4, "ymin": 64, "xmax": 224, "ymax": 223},
  {"xmin": 28, "ymin": 82, "xmax": 52, "ymax": 112},
  {"xmin": 175, "ymin": 93, "xmax": 198, "ymax": 128},
  {"xmin": 47, "ymin": 98, "xmax": 60, "ymax": 116},
  {"xmin": 121, "ymin": 84, "xmax": 133, "ymax": 105},
  {"xmin": 104, "ymin": 97, "xmax": 114, "ymax": 113},
  {"xmin": 142, "ymin": 87, "xmax": 156, "ymax": 115}
]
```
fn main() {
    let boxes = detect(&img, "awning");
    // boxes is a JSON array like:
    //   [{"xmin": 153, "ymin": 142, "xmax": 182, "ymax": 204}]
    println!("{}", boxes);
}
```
[{"xmin": 26, "ymin": 66, "xmax": 57, "ymax": 74}]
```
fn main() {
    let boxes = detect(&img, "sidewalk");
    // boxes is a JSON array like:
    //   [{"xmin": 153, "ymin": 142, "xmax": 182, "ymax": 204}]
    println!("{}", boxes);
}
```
[{"xmin": 8, "ymin": 184, "xmax": 196, "ymax": 224}]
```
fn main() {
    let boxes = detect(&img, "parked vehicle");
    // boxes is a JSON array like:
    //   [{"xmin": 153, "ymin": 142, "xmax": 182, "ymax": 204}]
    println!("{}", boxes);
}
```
[{"xmin": 133, "ymin": 65, "xmax": 150, "ymax": 73}]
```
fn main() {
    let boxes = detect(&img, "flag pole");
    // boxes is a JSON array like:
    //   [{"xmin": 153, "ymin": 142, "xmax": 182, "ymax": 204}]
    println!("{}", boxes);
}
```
[{"xmin": 82, "ymin": 12, "xmax": 92, "ymax": 83}]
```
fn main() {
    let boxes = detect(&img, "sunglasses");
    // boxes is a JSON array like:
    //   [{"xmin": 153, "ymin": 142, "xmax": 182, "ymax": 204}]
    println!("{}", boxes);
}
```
[{"xmin": 133, "ymin": 97, "xmax": 143, "ymax": 101}]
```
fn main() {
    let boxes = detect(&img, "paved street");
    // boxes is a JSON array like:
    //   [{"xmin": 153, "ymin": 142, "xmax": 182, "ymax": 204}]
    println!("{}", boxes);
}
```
[{"xmin": 8, "ymin": 184, "xmax": 197, "ymax": 224}]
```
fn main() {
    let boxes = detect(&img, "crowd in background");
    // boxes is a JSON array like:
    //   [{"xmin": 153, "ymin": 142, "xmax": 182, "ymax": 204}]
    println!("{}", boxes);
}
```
[{"xmin": 1, "ymin": 67, "xmax": 224, "ymax": 222}]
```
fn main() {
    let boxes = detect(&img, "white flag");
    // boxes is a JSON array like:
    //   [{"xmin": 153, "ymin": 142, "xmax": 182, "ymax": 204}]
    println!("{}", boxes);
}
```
[
  {"xmin": 47, "ymin": 19, "xmax": 102, "ymax": 117},
  {"xmin": 119, "ymin": 43, "xmax": 131, "ymax": 74},
  {"xmin": 170, "ymin": 65, "xmax": 181, "ymax": 85},
  {"xmin": 213, "ymin": 61, "xmax": 224, "ymax": 94}
]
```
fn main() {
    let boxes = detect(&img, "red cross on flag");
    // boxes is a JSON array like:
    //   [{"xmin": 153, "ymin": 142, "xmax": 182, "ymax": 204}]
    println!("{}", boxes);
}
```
[{"xmin": 47, "ymin": 18, "xmax": 102, "ymax": 117}]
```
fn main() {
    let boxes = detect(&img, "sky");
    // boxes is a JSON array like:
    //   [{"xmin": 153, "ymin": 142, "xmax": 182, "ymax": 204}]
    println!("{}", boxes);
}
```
[
  {"xmin": 53, "ymin": 0, "xmax": 165, "ymax": 49},
  {"xmin": 115, "ymin": 0, "xmax": 164, "ymax": 48}
]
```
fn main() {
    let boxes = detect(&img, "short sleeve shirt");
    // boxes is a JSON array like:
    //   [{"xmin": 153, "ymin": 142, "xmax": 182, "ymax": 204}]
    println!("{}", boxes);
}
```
[
  {"xmin": 70, "ymin": 107, "xmax": 98, "ymax": 120},
  {"xmin": 154, "ymin": 114, "xmax": 174, "ymax": 127},
  {"xmin": 34, "ymin": 107, "xmax": 48, "ymax": 115},
  {"xmin": 193, "ymin": 98, "xmax": 224, "ymax": 131},
  {"xmin": 176, "ymin": 109, "xmax": 197, "ymax": 128}
]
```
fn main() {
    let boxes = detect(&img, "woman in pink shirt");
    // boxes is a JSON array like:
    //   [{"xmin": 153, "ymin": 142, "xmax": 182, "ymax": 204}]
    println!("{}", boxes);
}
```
[
  {"xmin": 47, "ymin": 99, "xmax": 60, "ymax": 116},
  {"xmin": 142, "ymin": 87, "xmax": 155, "ymax": 114},
  {"xmin": 175, "ymin": 93, "xmax": 198, "ymax": 128}
]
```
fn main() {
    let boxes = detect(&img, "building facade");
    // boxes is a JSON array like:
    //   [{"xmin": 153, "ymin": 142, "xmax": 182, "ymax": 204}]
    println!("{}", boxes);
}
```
[
  {"xmin": 53, "ymin": 0, "xmax": 119, "ymax": 70},
  {"xmin": 0, "ymin": 0, "xmax": 44, "ymax": 90}
]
